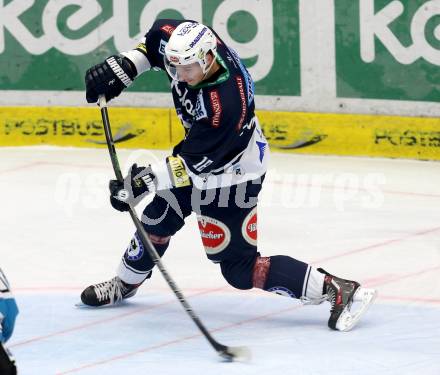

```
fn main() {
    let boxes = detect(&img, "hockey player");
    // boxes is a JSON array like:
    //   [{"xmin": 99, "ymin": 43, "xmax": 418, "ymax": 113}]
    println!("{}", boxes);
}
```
[
  {"xmin": 81, "ymin": 19, "xmax": 376, "ymax": 331},
  {"xmin": 0, "ymin": 268, "xmax": 18, "ymax": 374}
]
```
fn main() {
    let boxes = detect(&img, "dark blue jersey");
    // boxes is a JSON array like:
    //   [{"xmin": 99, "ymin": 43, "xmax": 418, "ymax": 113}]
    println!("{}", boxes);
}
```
[{"xmin": 141, "ymin": 19, "xmax": 257, "ymax": 176}]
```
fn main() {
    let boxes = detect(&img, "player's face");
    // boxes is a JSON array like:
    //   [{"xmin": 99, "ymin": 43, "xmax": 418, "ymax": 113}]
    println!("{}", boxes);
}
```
[{"xmin": 175, "ymin": 63, "xmax": 204, "ymax": 86}]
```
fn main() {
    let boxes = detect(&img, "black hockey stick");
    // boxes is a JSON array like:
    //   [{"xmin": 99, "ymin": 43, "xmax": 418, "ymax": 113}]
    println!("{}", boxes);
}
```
[{"xmin": 98, "ymin": 95, "xmax": 250, "ymax": 362}]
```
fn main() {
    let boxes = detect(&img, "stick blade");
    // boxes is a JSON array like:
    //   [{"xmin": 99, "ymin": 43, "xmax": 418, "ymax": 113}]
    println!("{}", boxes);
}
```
[{"xmin": 218, "ymin": 345, "xmax": 251, "ymax": 362}]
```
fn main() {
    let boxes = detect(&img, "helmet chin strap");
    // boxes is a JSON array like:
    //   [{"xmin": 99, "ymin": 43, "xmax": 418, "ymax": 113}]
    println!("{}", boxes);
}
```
[{"xmin": 201, "ymin": 56, "xmax": 217, "ymax": 80}]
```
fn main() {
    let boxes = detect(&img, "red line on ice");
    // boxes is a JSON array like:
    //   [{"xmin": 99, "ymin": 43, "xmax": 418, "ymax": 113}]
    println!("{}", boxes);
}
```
[
  {"xmin": 364, "ymin": 265, "xmax": 440, "ymax": 288},
  {"xmin": 54, "ymin": 261, "xmax": 440, "ymax": 372},
  {"xmin": 0, "ymin": 161, "xmax": 45, "ymax": 174},
  {"xmin": 2, "ymin": 160, "xmax": 439, "ymax": 198},
  {"xmin": 56, "ymin": 261, "xmax": 440, "ymax": 374},
  {"xmin": 0, "ymin": 161, "xmax": 107, "ymax": 175},
  {"xmin": 9, "ymin": 288, "xmax": 225, "ymax": 349},
  {"xmin": 310, "ymin": 226, "xmax": 440, "ymax": 265},
  {"xmin": 56, "ymin": 261, "xmax": 440, "ymax": 373},
  {"xmin": 11, "ymin": 224, "xmax": 439, "ymax": 350},
  {"xmin": 55, "ymin": 304, "xmax": 304, "ymax": 375},
  {"xmin": 378, "ymin": 295, "xmax": 440, "ymax": 304}
]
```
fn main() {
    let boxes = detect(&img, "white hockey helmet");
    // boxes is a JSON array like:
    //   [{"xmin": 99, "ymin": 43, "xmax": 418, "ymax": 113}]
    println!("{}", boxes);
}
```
[{"xmin": 164, "ymin": 21, "xmax": 218, "ymax": 81}]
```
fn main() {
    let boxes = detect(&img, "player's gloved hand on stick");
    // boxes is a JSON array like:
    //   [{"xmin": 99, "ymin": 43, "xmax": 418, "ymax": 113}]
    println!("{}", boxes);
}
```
[
  {"xmin": 109, "ymin": 164, "xmax": 156, "ymax": 212},
  {"xmin": 0, "ymin": 269, "xmax": 18, "ymax": 343},
  {"xmin": 85, "ymin": 54, "xmax": 137, "ymax": 103}
]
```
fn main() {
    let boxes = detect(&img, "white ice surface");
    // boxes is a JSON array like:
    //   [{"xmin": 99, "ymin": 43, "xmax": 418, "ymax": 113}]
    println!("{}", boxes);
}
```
[{"xmin": 1, "ymin": 147, "xmax": 439, "ymax": 375}]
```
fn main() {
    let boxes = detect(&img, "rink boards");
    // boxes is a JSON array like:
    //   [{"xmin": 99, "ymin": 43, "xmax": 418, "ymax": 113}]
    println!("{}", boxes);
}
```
[{"xmin": 0, "ymin": 106, "xmax": 439, "ymax": 161}]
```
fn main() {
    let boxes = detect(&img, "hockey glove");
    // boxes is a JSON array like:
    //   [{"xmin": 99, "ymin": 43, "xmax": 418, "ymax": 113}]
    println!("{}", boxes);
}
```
[
  {"xmin": 172, "ymin": 140, "xmax": 184, "ymax": 157},
  {"xmin": 109, "ymin": 164, "xmax": 156, "ymax": 212},
  {"xmin": 85, "ymin": 55, "xmax": 137, "ymax": 103},
  {"xmin": 0, "ymin": 269, "xmax": 18, "ymax": 343}
]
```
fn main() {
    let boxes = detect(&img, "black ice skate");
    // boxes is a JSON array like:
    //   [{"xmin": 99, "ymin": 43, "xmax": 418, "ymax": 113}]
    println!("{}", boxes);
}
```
[
  {"xmin": 80, "ymin": 276, "xmax": 139, "ymax": 307},
  {"xmin": 319, "ymin": 268, "xmax": 377, "ymax": 331}
]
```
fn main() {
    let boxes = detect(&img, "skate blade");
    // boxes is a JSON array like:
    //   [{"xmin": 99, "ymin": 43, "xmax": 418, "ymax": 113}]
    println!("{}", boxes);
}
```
[
  {"xmin": 336, "ymin": 287, "xmax": 377, "ymax": 332},
  {"xmin": 74, "ymin": 301, "xmax": 113, "ymax": 308},
  {"xmin": 75, "ymin": 302, "xmax": 93, "ymax": 308},
  {"xmin": 75, "ymin": 300, "xmax": 129, "ymax": 309}
]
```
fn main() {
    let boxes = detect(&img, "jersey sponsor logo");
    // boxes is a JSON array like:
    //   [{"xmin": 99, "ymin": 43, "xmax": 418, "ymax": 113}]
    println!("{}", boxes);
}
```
[
  {"xmin": 197, "ymin": 216, "xmax": 231, "ymax": 255},
  {"xmin": 192, "ymin": 156, "xmax": 213, "ymax": 172},
  {"xmin": 160, "ymin": 24, "xmax": 176, "ymax": 36},
  {"xmin": 209, "ymin": 90, "xmax": 222, "ymax": 127},
  {"xmin": 228, "ymin": 47, "xmax": 255, "ymax": 104},
  {"xmin": 189, "ymin": 27, "xmax": 208, "ymax": 48},
  {"xmin": 167, "ymin": 156, "xmax": 191, "ymax": 188},
  {"xmin": 171, "ymin": 80, "xmax": 195, "ymax": 116},
  {"xmin": 235, "ymin": 76, "xmax": 247, "ymax": 131},
  {"xmin": 195, "ymin": 89, "xmax": 208, "ymax": 120},
  {"xmin": 126, "ymin": 233, "xmax": 144, "ymax": 261},
  {"xmin": 158, "ymin": 39, "xmax": 167, "ymax": 55},
  {"xmin": 241, "ymin": 207, "xmax": 257, "ymax": 246}
]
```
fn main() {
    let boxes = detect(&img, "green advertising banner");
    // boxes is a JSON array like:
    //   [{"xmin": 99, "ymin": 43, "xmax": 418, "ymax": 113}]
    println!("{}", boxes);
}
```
[
  {"xmin": 0, "ymin": 0, "xmax": 300, "ymax": 96},
  {"xmin": 1, "ymin": 0, "xmax": 438, "ymax": 114},
  {"xmin": 336, "ymin": 0, "xmax": 440, "ymax": 102}
]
